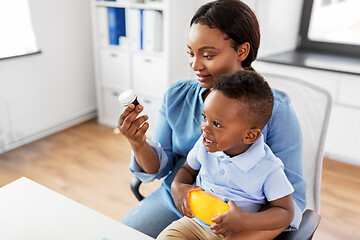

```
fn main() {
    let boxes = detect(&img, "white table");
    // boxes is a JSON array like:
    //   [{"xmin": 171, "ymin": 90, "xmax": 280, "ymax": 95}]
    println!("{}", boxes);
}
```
[{"xmin": 0, "ymin": 177, "xmax": 153, "ymax": 240}]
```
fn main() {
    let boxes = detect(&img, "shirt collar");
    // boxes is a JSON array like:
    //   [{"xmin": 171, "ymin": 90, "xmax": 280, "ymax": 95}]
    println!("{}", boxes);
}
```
[{"xmin": 208, "ymin": 134, "xmax": 266, "ymax": 173}]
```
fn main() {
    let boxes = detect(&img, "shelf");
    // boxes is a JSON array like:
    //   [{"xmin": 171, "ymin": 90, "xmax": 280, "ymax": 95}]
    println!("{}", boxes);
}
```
[
  {"xmin": 95, "ymin": 1, "xmax": 164, "ymax": 10},
  {"xmin": 98, "ymin": 44, "xmax": 130, "ymax": 52},
  {"xmin": 130, "ymin": 3, "xmax": 164, "ymax": 10},
  {"xmin": 97, "ymin": 45, "xmax": 165, "ymax": 57},
  {"xmin": 95, "ymin": 1, "xmax": 128, "ymax": 8},
  {"xmin": 91, "ymin": 0, "xmax": 200, "ymax": 133}
]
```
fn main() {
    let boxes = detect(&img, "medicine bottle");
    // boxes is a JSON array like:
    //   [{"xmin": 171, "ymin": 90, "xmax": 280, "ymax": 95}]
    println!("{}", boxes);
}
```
[
  {"xmin": 113, "ymin": 89, "xmax": 140, "ymax": 134},
  {"xmin": 118, "ymin": 89, "xmax": 139, "ymax": 107}
]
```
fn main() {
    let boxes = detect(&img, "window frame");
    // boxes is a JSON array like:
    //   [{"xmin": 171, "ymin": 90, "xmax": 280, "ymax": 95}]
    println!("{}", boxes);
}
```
[
  {"xmin": 298, "ymin": 0, "xmax": 360, "ymax": 57},
  {"xmin": 0, "ymin": 51, "xmax": 42, "ymax": 61},
  {"xmin": 0, "ymin": 0, "xmax": 41, "ymax": 60}
]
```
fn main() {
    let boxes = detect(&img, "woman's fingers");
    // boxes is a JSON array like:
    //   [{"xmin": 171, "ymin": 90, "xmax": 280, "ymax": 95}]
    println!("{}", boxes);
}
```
[
  {"xmin": 118, "ymin": 104, "xmax": 145, "ymax": 135},
  {"xmin": 118, "ymin": 104, "xmax": 136, "ymax": 127},
  {"xmin": 129, "ymin": 115, "xmax": 149, "ymax": 136},
  {"xmin": 122, "ymin": 105, "xmax": 144, "ymax": 130},
  {"xmin": 133, "ymin": 121, "xmax": 149, "ymax": 141}
]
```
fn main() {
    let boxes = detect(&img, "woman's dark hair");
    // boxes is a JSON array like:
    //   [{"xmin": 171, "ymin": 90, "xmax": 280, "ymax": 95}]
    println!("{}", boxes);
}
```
[
  {"xmin": 213, "ymin": 71, "xmax": 274, "ymax": 129},
  {"xmin": 190, "ymin": 0, "xmax": 260, "ymax": 70}
]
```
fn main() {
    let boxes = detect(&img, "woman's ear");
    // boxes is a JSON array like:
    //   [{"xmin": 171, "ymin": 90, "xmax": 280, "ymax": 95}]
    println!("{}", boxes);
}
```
[
  {"xmin": 243, "ymin": 128, "xmax": 261, "ymax": 145},
  {"xmin": 236, "ymin": 42, "xmax": 250, "ymax": 63}
]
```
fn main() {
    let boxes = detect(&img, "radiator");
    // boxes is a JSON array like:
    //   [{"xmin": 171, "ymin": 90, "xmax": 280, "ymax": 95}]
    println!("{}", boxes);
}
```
[{"xmin": 324, "ymin": 104, "xmax": 360, "ymax": 166}]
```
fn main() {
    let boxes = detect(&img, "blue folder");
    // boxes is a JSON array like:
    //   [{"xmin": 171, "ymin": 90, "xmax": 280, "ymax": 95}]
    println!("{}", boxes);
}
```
[{"xmin": 108, "ymin": 7, "xmax": 126, "ymax": 45}]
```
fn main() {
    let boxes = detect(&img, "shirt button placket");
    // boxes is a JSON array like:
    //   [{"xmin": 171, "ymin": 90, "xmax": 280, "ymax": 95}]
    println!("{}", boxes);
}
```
[{"xmin": 218, "ymin": 156, "xmax": 226, "ymax": 177}]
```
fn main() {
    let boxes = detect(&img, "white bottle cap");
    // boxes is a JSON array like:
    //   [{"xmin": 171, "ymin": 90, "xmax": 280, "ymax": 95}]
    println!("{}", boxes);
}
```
[{"xmin": 118, "ymin": 89, "xmax": 137, "ymax": 107}]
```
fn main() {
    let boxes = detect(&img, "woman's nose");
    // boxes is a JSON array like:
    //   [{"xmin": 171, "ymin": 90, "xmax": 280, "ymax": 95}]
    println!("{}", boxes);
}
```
[{"xmin": 190, "ymin": 57, "xmax": 204, "ymax": 72}]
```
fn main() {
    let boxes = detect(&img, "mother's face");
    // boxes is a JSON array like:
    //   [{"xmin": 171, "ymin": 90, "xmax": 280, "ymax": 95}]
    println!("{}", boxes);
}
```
[{"xmin": 187, "ymin": 24, "xmax": 246, "ymax": 89}]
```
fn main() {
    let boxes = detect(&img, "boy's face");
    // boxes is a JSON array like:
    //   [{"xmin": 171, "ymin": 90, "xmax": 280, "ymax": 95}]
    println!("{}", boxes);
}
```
[{"xmin": 201, "ymin": 90, "xmax": 255, "ymax": 157}]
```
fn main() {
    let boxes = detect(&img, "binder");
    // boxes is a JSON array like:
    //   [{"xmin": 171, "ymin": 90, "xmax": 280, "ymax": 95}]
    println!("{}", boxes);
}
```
[
  {"xmin": 142, "ymin": 10, "xmax": 163, "ymax": 52},
  {"xmin": 108, "ymin": 7, "xmax": 126, "ymax": 45},
  {"xmin": 129, "ymin": 9, "xmax": 142, "ymax": 50},
  {"xmin": 140, "ymin": 9, "xmax": 144, "ymax": 50}
]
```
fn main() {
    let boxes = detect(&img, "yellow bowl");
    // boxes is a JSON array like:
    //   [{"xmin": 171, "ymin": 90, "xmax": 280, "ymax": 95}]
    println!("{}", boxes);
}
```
[{"xmin": 189, "ymin": 190, "xmax": 229, "ymax": 225}]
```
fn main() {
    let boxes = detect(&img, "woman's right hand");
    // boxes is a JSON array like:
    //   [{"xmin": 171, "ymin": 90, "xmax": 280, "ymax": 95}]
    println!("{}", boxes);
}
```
[
  {"xmin": 117, "ymin": 103, "xmax": 149, "ymax": 148},
  {"xmin": 171, "ymin": 181, "xmax": 201, "ymax": 218}
]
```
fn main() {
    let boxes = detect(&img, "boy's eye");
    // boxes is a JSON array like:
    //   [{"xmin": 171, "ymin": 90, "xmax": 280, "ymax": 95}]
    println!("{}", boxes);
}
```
[
  {"xmin": 213, "ymin": 121, "xmax": 221, "ymax": 128},
  {"xmin": 202, "ymin": 113, "xmax": 207, "ymax": 121}
]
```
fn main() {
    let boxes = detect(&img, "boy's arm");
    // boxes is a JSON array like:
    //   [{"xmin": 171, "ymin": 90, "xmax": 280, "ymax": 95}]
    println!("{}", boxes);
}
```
[
  {"xmin": 211, "ymin": 194, "xmax": 294, "ymax": 236},
  {"xmin": 171, "ymin": 162, "xmax": 201, "ymax": 218}
]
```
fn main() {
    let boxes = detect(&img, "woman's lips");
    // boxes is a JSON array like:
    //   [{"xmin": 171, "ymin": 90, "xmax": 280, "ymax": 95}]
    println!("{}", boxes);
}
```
[{"xmin": 196, "ymin": 74, "xmax": 211, "ymax": 82}]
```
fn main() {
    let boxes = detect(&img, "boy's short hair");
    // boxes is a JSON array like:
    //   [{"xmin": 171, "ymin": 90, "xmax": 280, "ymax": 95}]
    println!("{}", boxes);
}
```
[{"xmin": 213, "ymin": 70, "xmax": 274, "ymax": 129}]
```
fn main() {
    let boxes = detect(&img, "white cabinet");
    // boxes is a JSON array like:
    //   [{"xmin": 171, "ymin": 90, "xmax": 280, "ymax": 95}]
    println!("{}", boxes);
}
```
[
  {"xmin": 253, "ymin": 61, "xmax": 341, "ymax": 102},
  {"xmin": 90, "ymin": 0, "xmax": 203, "ymax": 135},
  {"xmin": 100, "ymin": 87, "xmax": 125, "ymax": 125},
  {"xmin": 137, "ymin": 94, "xmax": 162, "ymax": 135},
  {"xmin": 132, "ymin": 53, "xmax": 167, "ymax": 96},
  {"xmin": 99, "ymin": 49, "xmax": 131, "ymax": 88},
  {"xmin": 338, "ymin": 74, "xmax": 360, "ymax": 107}
]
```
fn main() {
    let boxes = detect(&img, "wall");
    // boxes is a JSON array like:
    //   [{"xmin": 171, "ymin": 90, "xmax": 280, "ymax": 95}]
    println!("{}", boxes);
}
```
[
  {"xmin": 0, "ymin": 0, "xmax": 96, "ymax": 153},
  {"xmin": 254, "ymin": 0, "xmax": 304, "ymax": 57},
  {"xmin": 249, "ymin": 0, "xmax": 360, "ymax": 166},
  {"xmin": 189, "ymin": 0, "xmax": 304, "ymax": 57}
]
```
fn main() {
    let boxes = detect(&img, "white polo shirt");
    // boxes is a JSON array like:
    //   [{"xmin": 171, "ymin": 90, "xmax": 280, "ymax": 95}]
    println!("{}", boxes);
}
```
[{"xmin": 187, "ymin": 134, "xmax": 294, "ymax": 230}]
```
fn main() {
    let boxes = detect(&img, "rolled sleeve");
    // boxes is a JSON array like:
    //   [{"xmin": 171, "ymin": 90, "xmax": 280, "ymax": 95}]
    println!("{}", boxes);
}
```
[{"xmin": 129, "ymin": 139, "xmax": 169, "ymax": 183}]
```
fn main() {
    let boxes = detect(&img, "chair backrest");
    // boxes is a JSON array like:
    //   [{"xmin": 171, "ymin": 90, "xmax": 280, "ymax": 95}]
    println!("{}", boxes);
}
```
[{"xmin": 261, "ymin": 73, "xmax": 332, "ymax": 214}]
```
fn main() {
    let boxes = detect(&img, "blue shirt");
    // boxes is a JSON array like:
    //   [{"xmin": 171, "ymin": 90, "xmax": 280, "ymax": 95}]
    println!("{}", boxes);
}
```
[
  {"xmin": 187, "ymin": 134, "xmax": 294, "ymax": 230},
  {"xmin": 129, "ymin": 79, "xmax": 306, "ymax": 229}
]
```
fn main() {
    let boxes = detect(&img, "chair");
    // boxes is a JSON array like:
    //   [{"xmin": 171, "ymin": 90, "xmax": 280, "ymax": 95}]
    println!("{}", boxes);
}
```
[
  {"xmin": 130, "ymin": 73, "xmax": 332, "ymax": 240},
  {"xmin": 264, "ymin": 73, "xmax": 332, "ymax": 240}
]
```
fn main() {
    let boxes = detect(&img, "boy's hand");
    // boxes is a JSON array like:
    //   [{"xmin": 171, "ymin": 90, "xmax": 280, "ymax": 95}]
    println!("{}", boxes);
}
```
[
  {"xmin": 210, "ymin": 201, "xmax": 245, "ymax": 236},
  {"xmin": 171, "ymin": 182, "xmax": 201, "ymax": 218}
]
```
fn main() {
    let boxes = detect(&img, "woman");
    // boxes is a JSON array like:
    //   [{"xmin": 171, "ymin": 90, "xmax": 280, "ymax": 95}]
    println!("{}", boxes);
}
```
[{"xmin": 118, "ymin": 0, "xmax": 306, "ymax": 239}]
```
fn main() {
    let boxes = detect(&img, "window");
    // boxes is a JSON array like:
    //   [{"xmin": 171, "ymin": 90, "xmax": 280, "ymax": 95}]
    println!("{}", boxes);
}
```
[
  {"xmin": 299, "ymin": 0, "xmax": 360, "ymax": 56},
  {"xmin": 0, "ymin": 0, "xmax": 40, "ymax": 60}
]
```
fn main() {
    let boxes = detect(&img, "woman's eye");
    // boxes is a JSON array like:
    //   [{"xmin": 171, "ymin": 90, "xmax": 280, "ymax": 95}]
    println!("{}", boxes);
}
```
[
  {"xmin": 203, "ymin": 54, "xmax": 213, "ymax": 59},
  {"xmin": 213, "ymin": 121, "xmax": 221, "ymax": 128},
  {"xmin": 187, "ymin": 51, "xmax": 194, "ymax": 57}
]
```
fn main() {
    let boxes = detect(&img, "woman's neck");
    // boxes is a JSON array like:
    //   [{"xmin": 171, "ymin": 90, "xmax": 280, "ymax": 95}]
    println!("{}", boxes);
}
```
[{"xmin": 202, "ymin": 89, "xmax": 211, "ymax": 101}]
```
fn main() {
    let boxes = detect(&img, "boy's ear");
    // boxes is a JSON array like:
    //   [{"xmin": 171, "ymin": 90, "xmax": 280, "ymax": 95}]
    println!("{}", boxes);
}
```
[
  {"xmin": 236, "ymin": 42, "xmax": 250, "ymax": 63},
  {"xmin": 243, "ymin": 129, "xmax": 261, "ymax": 144}
]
